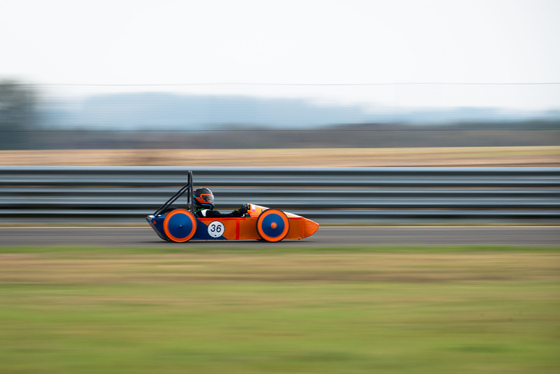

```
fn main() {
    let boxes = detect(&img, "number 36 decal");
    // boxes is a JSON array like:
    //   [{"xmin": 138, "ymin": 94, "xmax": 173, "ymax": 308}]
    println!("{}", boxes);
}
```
[{"xmin": 207, "ymin": 221, "xmax": 225, "ymax": 238}]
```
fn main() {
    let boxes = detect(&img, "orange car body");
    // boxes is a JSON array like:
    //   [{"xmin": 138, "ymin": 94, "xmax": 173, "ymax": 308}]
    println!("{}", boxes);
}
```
[{"xmin": 148, "ymin": 204, "xmax": 319, "ymax": 243}]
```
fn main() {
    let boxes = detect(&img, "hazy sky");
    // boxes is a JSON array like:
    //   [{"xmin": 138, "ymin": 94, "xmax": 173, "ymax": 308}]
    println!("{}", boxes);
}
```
[{"xmin": 1, "ymin": 0, "xmax": 559, "ymax": 110}]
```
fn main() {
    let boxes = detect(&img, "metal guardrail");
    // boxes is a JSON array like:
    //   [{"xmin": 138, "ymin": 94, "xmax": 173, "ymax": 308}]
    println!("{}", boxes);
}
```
[{"xmin": 1, "ymin": 166, "xmax": 559, "ymax": 223}]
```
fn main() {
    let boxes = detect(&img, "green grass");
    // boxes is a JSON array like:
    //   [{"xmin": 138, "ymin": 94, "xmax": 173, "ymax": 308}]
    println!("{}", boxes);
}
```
[
  {"xmin": 1, "ymin": 244, "xmax": 559, "ymax": 255},
  {"xmin": 1, "ymin": 246, "xmax": 559, "ymax": 373}
]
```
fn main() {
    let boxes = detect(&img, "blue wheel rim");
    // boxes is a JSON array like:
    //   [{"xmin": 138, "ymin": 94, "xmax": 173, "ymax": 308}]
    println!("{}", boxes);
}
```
[
  {"xmin": 168, "ymin": 213, "xmax": 193, "ymax": 239},
  {"xmin": 164, "ymin": 209, "xmax": 197, "ymax": 242},
  {"xmin": 261, "ymin": 214, "xmax": 286, "ymax": 238}
]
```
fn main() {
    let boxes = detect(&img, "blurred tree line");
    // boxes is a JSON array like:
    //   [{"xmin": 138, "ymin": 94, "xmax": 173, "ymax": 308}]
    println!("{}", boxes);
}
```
[
  {"xmin": 19, "ymin": 121, "xmax": 558, "ymax": 150},
  {"xmin": 0, "ymin": 80, "xmax": 38, "ymax": 149},
  {"xmin": 0, "ymin": 80, "xmax": 558, "ymax": 150}
]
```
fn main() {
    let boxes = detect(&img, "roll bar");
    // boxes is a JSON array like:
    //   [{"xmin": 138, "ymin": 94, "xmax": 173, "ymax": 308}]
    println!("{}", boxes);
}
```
[{"xmin": 153, "ymin": 170, "xmax": 194, "ymax": 216}]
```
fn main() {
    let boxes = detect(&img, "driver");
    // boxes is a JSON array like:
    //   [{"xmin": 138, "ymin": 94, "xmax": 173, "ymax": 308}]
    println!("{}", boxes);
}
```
[{"xmin": 193, "ymin": 187, "xmax": 248, "ymax": 218}]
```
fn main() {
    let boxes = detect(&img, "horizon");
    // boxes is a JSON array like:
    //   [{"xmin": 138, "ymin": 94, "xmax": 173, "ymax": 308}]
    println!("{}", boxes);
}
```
[{"xmin": 38, "ymin": 90, "xmax": 560, "ymax": 131}]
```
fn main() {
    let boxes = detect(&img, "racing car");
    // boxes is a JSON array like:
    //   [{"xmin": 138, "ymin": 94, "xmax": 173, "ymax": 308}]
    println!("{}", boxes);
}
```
[{"xmin": 147, "ymin": 171, "xmax": 319, "ymax": 242}]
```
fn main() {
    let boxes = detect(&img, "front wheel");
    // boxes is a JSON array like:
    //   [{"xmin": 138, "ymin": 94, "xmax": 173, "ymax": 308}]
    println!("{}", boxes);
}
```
[{"xmin": 256, "ymin": 209, "xmax": 289, "ymax": 242}]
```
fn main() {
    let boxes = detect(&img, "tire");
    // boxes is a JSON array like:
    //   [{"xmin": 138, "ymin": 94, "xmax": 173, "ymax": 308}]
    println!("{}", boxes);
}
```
[
  {"xmin": 256, "ymin": 209, "xmax": 289, "ymax": 242},
  {"xmin": 163, "ymin": 209, "xmax": 197, "ymax": 242}
]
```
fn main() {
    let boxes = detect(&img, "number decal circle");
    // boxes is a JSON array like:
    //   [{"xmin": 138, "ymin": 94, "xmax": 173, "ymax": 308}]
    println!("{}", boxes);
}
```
[
  {"xmin": 207, "ymin": 221, "xmax": 225, "ymax": 238},
  {"xmin": 256, "ymin": 209, "xmax": 289, "ymax": 242},
  {"xmin": 163, "ymin": 209, "xmax": 197, "ymax": 242}
]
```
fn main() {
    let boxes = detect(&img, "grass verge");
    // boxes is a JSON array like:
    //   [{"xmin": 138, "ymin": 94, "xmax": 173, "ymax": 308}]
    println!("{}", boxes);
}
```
[{"xmin": 1, "ymin": 245, "xmax": 559, "ymax": 373}]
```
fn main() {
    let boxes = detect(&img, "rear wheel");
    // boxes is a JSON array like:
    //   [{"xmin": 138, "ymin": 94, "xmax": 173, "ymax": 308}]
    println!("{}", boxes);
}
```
[
  {"xmin": 256, "ymin": 209, "xmax": 289, "ymax": 242},
  {"xmin": 163, "ymin": 209, "xmax": 197, "ymax": 242}
]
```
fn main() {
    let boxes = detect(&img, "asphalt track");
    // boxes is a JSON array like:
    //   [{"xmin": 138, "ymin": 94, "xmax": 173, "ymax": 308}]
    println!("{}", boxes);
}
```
[{"xmin": 0, "ymin": 226, "xmax": 558, "ymax": 247}]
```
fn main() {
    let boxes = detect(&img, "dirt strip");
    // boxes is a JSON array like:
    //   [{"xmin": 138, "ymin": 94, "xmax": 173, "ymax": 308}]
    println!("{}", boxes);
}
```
[{"xmin": 1, "ymin": 146, "xmax": 559, "ymax": 167}]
